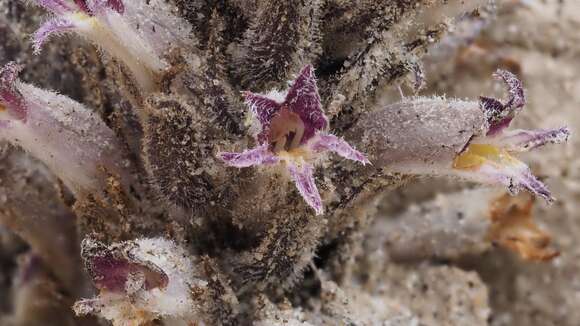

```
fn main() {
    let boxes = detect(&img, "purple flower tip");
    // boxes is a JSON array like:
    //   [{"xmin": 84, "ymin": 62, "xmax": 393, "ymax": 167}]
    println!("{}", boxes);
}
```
[
  {"xmin": 0, "ymin": 62, "xmax": 27, "ymax": 122},
  {"xmin": 481, "ymin": 69, "xmax": 526, "ymax": 136}
]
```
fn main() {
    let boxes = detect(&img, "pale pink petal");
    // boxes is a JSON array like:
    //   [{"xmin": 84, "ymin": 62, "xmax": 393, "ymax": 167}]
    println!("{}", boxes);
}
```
[
  {"xmin": 285, "ymin": 65, "xmax": 327, "ymax": 143},
  {"xmin": 32, "ymin": 17, "xmax": 76, "ymax": 55},
  {"xmin": 309, "ymin": 133, "xmax": 370, "ymax": 164},
  {"xmin": 35, "ymin": 0, "xmax": 75, "ymax": 14},
  {"xmin": 85, "ymin": 0, "xmax": 124, "ymax": 14},
  {"xmin": 219, "ymin": 144, "xmax": 279, "ymax": 168},
  {"xmin": 489, "ymin": 127, "xmax": 571, "ymax": 152},
  {"xmin": 0, "ymin": 62, "xmax": 27, "ymax": 121},
  {"xmin": 88, "ymin": 0, "xmax": 124, "ymax": 15},
  {"xmin": 243, "ymin": 91, "xmax": 282, "ymax": 144},
  {"xmin": 456, "ymin": 161, "xmax": 553, "ymax": 203},
  {"xmin": 287, "ymin": 162, "xmax": 323, "ymax": 215}
]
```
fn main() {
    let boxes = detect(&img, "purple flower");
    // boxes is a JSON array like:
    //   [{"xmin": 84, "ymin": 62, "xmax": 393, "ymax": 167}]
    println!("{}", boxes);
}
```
[
  {"xmin": 452, "ymin": 70, "xmax": 570, "ymax": 203},
  {"xmin": 74, "ymin": 238, "xmax": 206, "ymax": 325},
  {"xmin": 358, "ymin": 70, "xmax": 569, "ymax": 204},
  {"xmin": 219, "ymin": 65, "xmax": 369, "ymax": 215},
  {"xmin": 31, "ymin": 0, "xmax": 167, "ymax": 92},
  {"xmin": 0, "ymin": 62, "xmax": 127, "ymax": 195}
]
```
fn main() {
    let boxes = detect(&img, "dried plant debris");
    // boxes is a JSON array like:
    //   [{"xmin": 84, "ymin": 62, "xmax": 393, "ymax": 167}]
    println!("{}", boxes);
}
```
[
  {"xmin": 369, "ymin": 188, "xmax": 558, "ymax": 262},
  {"xmin": 487, "ymin": 192, "xmax": 558, "ymax": 262},
  {"xmin": 0, "ymin": 0, "xmax": 577, "ymax": 325}
]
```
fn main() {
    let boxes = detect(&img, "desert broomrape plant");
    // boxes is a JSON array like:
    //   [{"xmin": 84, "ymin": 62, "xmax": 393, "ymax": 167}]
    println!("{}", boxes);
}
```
[
  {"xmin": 0, "ymin": 1, "xmax": 577, "ymax": 325},
  {"xmin": 0, "ymin": 62, "xmax": 127, "ymax": 195},
  {"xmin": 219, "ymin": 65, "xmax": 369, "ymax": 215}
]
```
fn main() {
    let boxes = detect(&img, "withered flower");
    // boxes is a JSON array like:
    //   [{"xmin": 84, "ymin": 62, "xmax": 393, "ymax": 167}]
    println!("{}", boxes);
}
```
[{"xmin": 487, "ymin": 193, "xmax": 559, "ymax": 261}]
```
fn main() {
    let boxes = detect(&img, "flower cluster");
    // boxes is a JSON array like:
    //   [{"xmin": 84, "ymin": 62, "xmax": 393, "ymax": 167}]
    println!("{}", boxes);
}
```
[{"xmin": 219, "ymin": 65, "xmax": 369, "ymax": 215}]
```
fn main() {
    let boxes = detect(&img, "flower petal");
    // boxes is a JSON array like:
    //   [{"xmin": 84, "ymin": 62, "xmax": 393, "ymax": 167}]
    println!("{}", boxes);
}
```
[
  {"xmin": 0, "ymin": 62, "xmax": 27, "ymax": 122},
  {"xmin": 35, "ymin": 0, "xmax": 75, "ymax": 14},
  {"xmin": 488, "ymin": 127, "xmax": 571, "ymax": 152},
  {"xmin": 287, "ymin": 161, "xmax": 323, "ymax": 215},
  {"xmin": 481, "ymin": 69, "xmax": 526, "ymax": 136},
  {"xmin": 32, "ymin": 17, "xmax": 76, "ymax": 55},
  {"xmin": 244, "ymin": 91, "xmax": 282, "ymax": 143},
  {"xmin": 88, "ymin": 0, "xmax": 124, "ymax": 15},
  {"xmin": 309, "ymin": 133, "xmax": 370, "ymax": 164},
  {"xmin": 494, "ymin": 69, "xmax": 525, "ymax": 109},
  {"xmin": 73, "ymin": 0, "xmax": 91, "ymax": 13},
  {"xmin": 285, "ymin": 65, "xmax": 328, "ymax": 143},
  {"xmin": 219, "ymin": 144, "xmax": 279, "ymax": 168},
  {"xmin": 453, "ymin": 144, "xmax": 553, "ymax": 203}
]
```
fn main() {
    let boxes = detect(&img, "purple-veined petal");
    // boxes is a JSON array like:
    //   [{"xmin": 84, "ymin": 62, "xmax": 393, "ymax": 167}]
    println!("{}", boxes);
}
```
[
  {"xmin": 287, "ymin": 161, "xmax": 323, "ymax": 215},
  {"xmin": 285, "ymin": 65, "xmax": 328, "ymax": 143},
  {"xmin": 482, "ymin": 69, "xmax": 526, "ymax": 136},
  {"xmin": 453, "ymin": 144, "xmax": 553, "ymax": 203},
  {"xmin": 73, "ymin": 0, "xmax": 91, "ymax": 13},
  {"xmin": 32, "ymin": 17, "xmax": 76, "ymax": 55},
  {"xmin": 106, "ymin": 0, "xmax": 124, "ymax": 14},
  {"xmin": 309, "ymin": 133, "xmax": 370, "ymax": 164},
  {"xmin": 477, "ymin": 162, "xmax": 553, "ymax": 203},
  {"xmin": 0, "ymin": 62, "xmax": 27, "ymax": 121},
  {"xmin": 88, "ymin": 0, "xmax": 124, "ymax": 15},
  {"xmin": 487, "ymin": 127, "xmax": 571, "ymax": 152},
  {"xmin": 244, "ymin": 91, "xmax": 282, "ymax": 143},
  {"xmin": 35, "ymin": 0, "xmax": 75, "ymax": 14},
  {"xmin": 85, "ymin": 0, "xmax": 124, "ymax": 14},
  {"xmin": 219, "ymin": 144, "xmax": 279, "ymax": 168}
]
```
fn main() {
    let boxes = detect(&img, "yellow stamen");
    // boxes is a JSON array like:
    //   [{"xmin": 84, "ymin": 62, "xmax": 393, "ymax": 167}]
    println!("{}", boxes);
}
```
[
  {"xmin": 277, "ymin": 148, "xmax": 311, "ymax": 163},
  {"xmin": 70, "ymin": 12, "xmax": 97, "ymax": 26},
  {"xmin": 453, "ymin": 143, "xmax": 520, "ymax": 170}
]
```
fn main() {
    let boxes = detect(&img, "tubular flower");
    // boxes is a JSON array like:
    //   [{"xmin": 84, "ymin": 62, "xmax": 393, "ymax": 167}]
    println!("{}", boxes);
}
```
[
  {"xmin": 452, "ymin": 70, "xmax": 570, "ymax": 202},
  {"xmin": 0, "ymin": 62, "xmax": 127, "ymax": 195},
  {"xmin": 219, "ymin": 65, "xmax": 369, "ymax": 215},
  {"xmin": 32, "ymin": 0, "xmax": 167, "ymax": 93},
  {"xmin": 359, "ymin": 70, "xmax": 569, "ymax": 203},
  {"xmin": 73, "ymin": 238, "xmax": 207, "ymax": 326}
]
